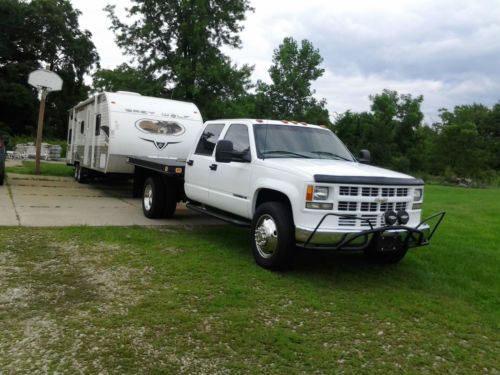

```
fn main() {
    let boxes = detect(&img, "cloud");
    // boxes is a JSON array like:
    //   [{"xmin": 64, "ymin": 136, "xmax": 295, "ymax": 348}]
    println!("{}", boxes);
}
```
[
  {"xmin": 71, "ymin": 0, "xmax": 500, "ymax": 122},
  {"xmin": 228, "ymin": 0, "xmax": 500, "ymax": 122}
]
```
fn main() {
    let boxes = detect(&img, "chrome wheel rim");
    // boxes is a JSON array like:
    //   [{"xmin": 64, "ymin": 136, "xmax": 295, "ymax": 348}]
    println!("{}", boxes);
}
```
[
  {"xmin": 254, "ymin": 214, "xmax": 278, "ymax": 259},
  {"xmin": 143, "ymin": 184, "xmax": 153, "ymax": 211}
]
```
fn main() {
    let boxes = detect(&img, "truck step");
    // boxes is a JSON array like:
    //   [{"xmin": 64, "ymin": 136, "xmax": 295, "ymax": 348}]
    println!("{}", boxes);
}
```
[{"xmin": 186, "ymin": 203, "xmax": 250, "ymax": 227}]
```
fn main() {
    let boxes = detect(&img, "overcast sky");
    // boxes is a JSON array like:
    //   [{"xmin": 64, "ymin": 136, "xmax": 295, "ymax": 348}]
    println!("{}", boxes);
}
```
[{"xmin": 72, "ymin": 0, "xmax": 500, "ymax": 123}]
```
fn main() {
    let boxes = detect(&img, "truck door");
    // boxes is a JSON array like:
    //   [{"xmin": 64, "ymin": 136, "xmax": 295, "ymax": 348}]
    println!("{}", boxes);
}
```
[
  {"xmin": 208, "ymin": 123, "xmax": 252, "ymax": 218},
  {"xmin": 184, "ymin": 123, "xmax": 225, "ymax": 204}
]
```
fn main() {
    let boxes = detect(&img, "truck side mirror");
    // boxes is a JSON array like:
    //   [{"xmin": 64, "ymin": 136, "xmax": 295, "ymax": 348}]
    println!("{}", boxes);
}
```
[
  {"xmin": 358, "ymin": 149, "xmax": 371, "ymax": 164},
  {"xmin": 215, "ymin": 140, "xmax": 234, "ymax": 163}
]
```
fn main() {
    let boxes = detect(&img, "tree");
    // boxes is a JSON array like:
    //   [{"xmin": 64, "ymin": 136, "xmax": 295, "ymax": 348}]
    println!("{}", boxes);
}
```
[
  {"xmin": 257, "ymin": 37, "xmax": 329, "ymax": 124},
  {"xmin": 434, "ymin": 104, "xmax": 498, "ymax": 178},
  {"xmin": 333, "ymin": 90, "xmax": 425, "ymax": 171},
  {"xmin": 93, "ymin": 64, "xmax": 165, "ymax": 97},
  {"xmin": 0, "ymin": 0, "xmax": 99, "ymax": 137},
  {"xmin": 105, "ymin": 0, "xmax": 254, "ymax": 119}
]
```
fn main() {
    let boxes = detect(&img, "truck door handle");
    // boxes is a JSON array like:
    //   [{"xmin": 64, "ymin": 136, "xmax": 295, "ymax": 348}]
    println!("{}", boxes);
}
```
[
  {"xmin": 187, "ymin": 160, "xmax": 194, "ymax": 166},
  {"xmin": 209, "ymin": 164, "xmax": 217, "ymax": 171}
]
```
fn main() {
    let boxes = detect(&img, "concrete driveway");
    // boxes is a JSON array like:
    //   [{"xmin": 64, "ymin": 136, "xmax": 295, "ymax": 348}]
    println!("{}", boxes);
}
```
[{"xmin": 0, "ymin": 172, "xmax": 219, "ymax": 227}]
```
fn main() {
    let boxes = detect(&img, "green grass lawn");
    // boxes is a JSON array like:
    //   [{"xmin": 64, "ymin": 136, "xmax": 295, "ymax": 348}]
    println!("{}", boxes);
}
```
[
  {"xmin": 0, "ymin": 185, "xmax": 498, "ymax": 374},
  {"xmin": 6, "ymin": 160, "xmax": 74, "ymax": 177}
]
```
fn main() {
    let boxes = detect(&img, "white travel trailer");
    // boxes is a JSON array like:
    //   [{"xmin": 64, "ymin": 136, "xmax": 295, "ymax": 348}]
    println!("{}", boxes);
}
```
[{"xmin": 66, "ymin": 91, "xmax": 203, "ymax": 181}]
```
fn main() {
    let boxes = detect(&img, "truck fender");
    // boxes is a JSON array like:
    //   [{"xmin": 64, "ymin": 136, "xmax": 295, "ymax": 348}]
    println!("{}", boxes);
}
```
[{"xmin": 251, "ymin": 178, "xmax": 302, "ymax": 219}]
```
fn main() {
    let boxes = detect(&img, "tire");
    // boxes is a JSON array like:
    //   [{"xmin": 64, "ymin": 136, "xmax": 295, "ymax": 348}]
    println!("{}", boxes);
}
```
[
  {"xmin": 142, "ymin": 176, "xmax": 166, "ymax": 219},
  {"xmin": 0, "ymin": 173, "xmax": 4, "ymax": 186},
  {"xmin": 74, "ymin": 164, "xmax": 86, "ymax": 183},
  {"xmin": 251, "ymin": 201, "xmax": 295, "ymax": 270},
  {"xmin": 162, "ymin": 180, "xmax": 178, "ymax": 218}
]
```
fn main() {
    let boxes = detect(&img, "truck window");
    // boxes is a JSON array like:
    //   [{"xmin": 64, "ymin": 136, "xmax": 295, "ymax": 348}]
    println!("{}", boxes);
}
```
[
  {"xmin": 253, "ymin": 124, "xmax": 354, "ymax": 161},
  {"xmin": 224, "ymin": 124, "xmax": 250, "ymax": 157},
  {"xmin": 95, "ymin": 114, "xmax": 101, "ymax": 136},
  {"xmin": 194, "ymin": 123, "xmax": 224, "ymax": 156}
]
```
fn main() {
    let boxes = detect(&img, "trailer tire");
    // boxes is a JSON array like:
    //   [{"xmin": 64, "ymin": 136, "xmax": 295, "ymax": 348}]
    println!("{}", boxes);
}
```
[
  {"xmin": 251, "ymin": 201, "xmax": 295, "ymax": 270},
  {"xmin": 142, "ymin": 176, "xmax": 166, "ymax": 219},
  {"xmin": 0, "ymin": 173, "xmax": 4, "ymax": 186},
  {"xmin": 162, "ymin": 181, "xmax": 177, "ymax": 218},
  {"xmin": 74, "ymin": 164, "xmax": 86, "ymax": 183}
]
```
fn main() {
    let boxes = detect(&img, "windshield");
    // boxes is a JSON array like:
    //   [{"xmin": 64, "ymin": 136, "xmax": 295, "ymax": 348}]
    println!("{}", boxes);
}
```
[{"xmin": 253, "ymin": 124, "xmax": 354, "ymax": 161}]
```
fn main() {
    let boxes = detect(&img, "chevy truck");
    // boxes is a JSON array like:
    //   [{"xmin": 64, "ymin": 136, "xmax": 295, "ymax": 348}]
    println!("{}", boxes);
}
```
[{"xmin": 125, "ymin": 119, "xmax": 445, "ymax": 270}]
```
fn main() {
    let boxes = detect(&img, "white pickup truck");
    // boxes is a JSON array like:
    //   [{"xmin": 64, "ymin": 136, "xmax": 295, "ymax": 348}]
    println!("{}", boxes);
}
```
[{"xmin": 127, "ymin": 119, "xmax": 444, "ymax": 270}]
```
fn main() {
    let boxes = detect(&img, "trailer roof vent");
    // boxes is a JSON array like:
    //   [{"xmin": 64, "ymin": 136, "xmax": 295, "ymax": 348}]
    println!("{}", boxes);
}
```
[{"xmin": 116, "ymin": 91, "xmax": 141, "ymax": 96}]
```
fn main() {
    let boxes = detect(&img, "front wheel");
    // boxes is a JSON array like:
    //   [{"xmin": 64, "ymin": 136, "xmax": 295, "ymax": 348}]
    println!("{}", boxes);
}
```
[{"xmin": 251, "ymin": 201, "xmax": 295, "ymax": 270}]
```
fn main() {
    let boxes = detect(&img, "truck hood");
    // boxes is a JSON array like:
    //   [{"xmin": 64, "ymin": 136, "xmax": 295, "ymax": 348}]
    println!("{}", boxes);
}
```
[{"xmin": 261, "ymin": 158, "xmax": 418, "ymax": 181}]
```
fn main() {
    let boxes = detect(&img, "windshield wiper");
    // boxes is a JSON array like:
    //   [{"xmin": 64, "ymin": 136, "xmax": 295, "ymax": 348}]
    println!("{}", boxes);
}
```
[
  {"xmin": 312, "ymin": 151, "xmax": 351, "ymax": 161},
  {"xmin": 261, "ymin": 150, "xmax": 312, "ymax": 159}
]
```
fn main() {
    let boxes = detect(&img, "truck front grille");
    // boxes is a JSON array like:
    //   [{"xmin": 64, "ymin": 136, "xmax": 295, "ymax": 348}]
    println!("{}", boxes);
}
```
[
  {"xmin": 334, "ymin": 185, "xmax": 413, "ymax": 229},
  {"xmin": 339, "ymin": 186, "xmax": 359, "ymax": 196},
  {"xmin": 338, "ymin": 200, "xmax": 408, "ymax": 213}
]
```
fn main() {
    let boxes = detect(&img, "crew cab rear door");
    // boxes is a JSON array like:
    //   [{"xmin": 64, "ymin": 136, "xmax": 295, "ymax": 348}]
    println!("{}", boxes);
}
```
[
  {"xmin": 184, "ymin": 122, "xmax": 225, "ymax": 204},
  {"xmin": 208, "ymin": 123, "xmax": 253, "ymax": 218}
]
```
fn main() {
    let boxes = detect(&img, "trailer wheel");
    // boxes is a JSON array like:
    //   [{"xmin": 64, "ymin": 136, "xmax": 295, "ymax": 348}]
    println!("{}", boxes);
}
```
[
  {"xmin": 74, "ymin": 164, "xmax": 86, "ymax": 183},
  {"xmin": 142, "ymin": 176, "xmax": 166, "ymax": 219},
  {"xmin": 163, "ymin": 181, "xmax": 178, "ymax": 218},
  {"xmin": 251, "ymin": 201, "xmax": 295, "ymax": 270}
]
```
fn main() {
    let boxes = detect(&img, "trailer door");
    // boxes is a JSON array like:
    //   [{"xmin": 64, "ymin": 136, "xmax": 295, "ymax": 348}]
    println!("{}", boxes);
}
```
[{"xmin": 83, "ymin": 102, "xmax": 97, "ymax": 167}]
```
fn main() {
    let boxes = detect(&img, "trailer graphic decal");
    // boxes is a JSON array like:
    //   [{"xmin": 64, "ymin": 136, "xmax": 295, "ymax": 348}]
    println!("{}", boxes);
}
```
[{"xmin": 139, "ymin": 138, "xmax": 181, "ymax": 150}]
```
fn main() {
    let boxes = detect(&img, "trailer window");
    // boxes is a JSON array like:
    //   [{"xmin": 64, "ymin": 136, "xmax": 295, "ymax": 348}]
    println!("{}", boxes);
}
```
[
  {"xmin": 101, "ymin": 126, "xmax": 109, "ymax": 137},
  {"xmin": 95, "ymin": 114, "xmax": 101, "ymax": 136},
  {"xmin": 80, "ymin": 121, "xmax": 84, "ymax": 134},
  {"xmin": 68, "ymin": 129, "xmax": 72, "ymax": 145},
  {"xmin": 194, "ymin": 124, "xmax": 224, "ymax": 156}
]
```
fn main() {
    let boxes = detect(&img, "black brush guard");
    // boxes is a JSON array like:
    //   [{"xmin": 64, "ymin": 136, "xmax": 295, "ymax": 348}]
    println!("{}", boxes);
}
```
[{"xmin": 296, "ymin": 211, "xmax": 446, "ymax": 251}]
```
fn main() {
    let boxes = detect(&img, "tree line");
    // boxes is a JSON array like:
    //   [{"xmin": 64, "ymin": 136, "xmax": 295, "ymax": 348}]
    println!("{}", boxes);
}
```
[{"xmin": 0, "ymin": 0, "xmax": 498, "ymax": 182}]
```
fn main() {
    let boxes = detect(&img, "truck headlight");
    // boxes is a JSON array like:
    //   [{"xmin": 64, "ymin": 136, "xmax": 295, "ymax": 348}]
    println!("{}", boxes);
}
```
[
  {"xmin": 313, "ymin": 186, "xmax": 329, "ymax": 201},
  {"xmin": 413, "ymin": 188, "xmax": 423, "ymax": 201}
]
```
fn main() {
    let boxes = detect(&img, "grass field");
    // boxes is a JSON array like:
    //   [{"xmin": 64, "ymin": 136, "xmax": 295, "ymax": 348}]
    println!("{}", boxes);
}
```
[
  {"xmin": 6, "ymin": 160, "xmax": 74, "ymax": 177},
  {"xmin": 0, "ymin": 185, "xmax": 498, "ymax": 374}
]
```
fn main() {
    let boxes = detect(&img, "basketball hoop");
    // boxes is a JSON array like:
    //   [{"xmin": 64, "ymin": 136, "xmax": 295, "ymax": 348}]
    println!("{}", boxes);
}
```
[{"xmin": 28, "ymin": 69, "xmax": 63, "ymax": 175}]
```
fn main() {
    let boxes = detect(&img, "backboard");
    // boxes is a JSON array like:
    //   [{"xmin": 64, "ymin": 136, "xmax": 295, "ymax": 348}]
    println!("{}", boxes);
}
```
[{"xmin": 28, "ymin": 70, "xmax": 63, "ymax": 92}]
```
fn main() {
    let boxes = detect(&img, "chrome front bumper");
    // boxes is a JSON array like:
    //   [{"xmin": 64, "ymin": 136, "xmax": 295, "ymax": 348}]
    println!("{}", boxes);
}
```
[{"xmin": 295, "ymin": 212, "xmax": 445, "ymax": 251}]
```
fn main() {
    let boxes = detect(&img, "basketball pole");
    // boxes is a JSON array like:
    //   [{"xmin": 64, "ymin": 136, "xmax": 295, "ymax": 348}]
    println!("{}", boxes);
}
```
[{"xmin": 34, "ymin": 88, "xmax": 48, "ymax": 175}]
